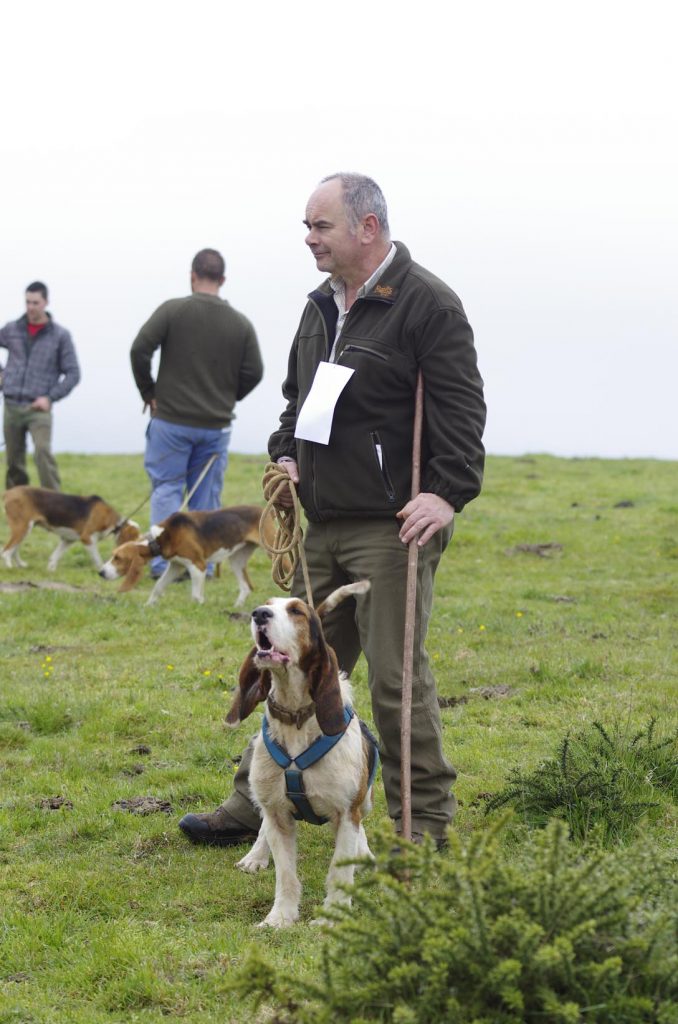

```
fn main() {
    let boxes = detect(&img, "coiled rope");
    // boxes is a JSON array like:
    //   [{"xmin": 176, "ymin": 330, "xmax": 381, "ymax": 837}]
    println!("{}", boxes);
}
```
[{"xmin": 260, "ymin": 462, "xmax": 313, "ymax": 606}]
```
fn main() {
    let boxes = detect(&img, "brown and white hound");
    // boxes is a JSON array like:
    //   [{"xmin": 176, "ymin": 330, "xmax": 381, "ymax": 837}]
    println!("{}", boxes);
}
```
[
  {"xmin": 226, "ymin": 580, "xmax": 377, "ymax": 928},
  {"xmin": 1, "ymin": 486, "xmax": 140, "ymax": 572},
  {"xmin": 100, "ymin": 505, "xmax": 275, "ymax": 607}
]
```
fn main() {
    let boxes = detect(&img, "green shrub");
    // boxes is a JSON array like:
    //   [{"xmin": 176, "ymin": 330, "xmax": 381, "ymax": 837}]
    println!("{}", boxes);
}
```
[
  {"xmin": 231, "ymin": 818, "xmax": 678, "ymax": 1023},
  {"xmin": 485, "ymin": 718, "xmax": 678, "ymax": 844}
]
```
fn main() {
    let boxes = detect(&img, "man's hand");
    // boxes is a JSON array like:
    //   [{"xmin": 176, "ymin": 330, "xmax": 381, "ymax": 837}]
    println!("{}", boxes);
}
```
[
  {"xmin": 397, "ymin": 492, "xmax": 454, "ymax": 546},
  {"xmin": 274, "ymin": 459, "xmax": 300, "ymax": 509},
  {"xmin": 30, "ymin": 396, "xmax": 51, "ymax": 412},
  {"xmin": 143, "ymin": 398, "xmax": 158, "ymax": 416}
]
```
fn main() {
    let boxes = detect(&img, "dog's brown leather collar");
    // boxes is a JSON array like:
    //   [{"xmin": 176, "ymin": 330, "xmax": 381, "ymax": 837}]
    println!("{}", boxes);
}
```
[{"xmin": 266, "ymin": 695, "xmax": 316, "ymax": 730}]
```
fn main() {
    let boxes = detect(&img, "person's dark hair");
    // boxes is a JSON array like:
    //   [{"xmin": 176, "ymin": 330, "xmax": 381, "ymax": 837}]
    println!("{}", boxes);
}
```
[
  {"xmin": 191, "ymin": 249, "xmax": 226, "ymax": 281},
  {"xmin": 26, "ymin": 281, "xmax": 48, "ymax": 300},
  {"xmin": 321, "ymin": 173, "xmax": 390, "ymax": 237}
]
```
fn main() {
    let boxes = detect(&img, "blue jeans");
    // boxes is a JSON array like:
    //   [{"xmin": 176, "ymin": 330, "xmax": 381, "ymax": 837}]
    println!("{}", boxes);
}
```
[{"xmin": 144, "ymin": 417, "xmax": 231, "ymax": 576}]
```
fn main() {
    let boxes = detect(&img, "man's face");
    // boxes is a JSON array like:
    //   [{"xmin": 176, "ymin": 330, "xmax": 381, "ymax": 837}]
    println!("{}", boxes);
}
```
[
  {"xmin": 303, "ymin": 179, "xmax": 362, "ymax": 279},
  {"xmin": 25, "ymin": 291, "xmax": 48, "ymax": 324}
]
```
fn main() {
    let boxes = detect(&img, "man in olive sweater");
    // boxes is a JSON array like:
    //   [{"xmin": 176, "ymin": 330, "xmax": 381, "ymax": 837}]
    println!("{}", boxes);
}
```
[
  {"xmin": 179, "ymin": 175, "xmax": 485, "ymax": 851},
  {"xmin": 130, "ymin": 249, "xmax": 263, "ymax": 576}
]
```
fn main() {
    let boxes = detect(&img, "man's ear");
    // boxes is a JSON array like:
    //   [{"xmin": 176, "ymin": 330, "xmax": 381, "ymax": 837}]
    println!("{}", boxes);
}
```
[{"xmin": 225, "ymin": 647, "xmax": 271, "ymax": 726}]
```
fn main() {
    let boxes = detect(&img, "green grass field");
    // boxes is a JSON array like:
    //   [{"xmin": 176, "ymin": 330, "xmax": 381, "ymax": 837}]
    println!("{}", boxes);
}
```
[{"xmin": 1, "ymin": 452, "xmax": 676, "ymax": 1023}]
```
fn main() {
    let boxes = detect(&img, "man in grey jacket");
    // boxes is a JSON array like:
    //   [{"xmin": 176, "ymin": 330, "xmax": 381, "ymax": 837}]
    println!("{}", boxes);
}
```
[{"xmin": 0, "ymin": 282, "xmax": 81, "ymax": 490}]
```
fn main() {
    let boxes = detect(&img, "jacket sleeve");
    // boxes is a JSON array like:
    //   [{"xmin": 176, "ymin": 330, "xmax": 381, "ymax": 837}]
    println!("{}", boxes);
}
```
[
  {"xmin": 236, "ymin": 321, "xmax": 264, "ymax": 401},
  {"xmin": 49, "ymin": 329, "xmax": 81, "ymax": 402},
  {"xmin": 130, "ymin": 303, "xmax": 169, "ymax": 401},
  {"xmin": 415, "ymin": 306, "xmax": 486, "ymax": 512},
  {"xmin": 268, "ymin": 331, "xmax": 301, "ymax": 461}
]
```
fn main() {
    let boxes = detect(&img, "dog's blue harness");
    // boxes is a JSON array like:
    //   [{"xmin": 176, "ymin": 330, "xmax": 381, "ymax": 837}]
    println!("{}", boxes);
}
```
[{"xmin": 262, "ymin": 708, "xmax": 380, "ymax": 826}]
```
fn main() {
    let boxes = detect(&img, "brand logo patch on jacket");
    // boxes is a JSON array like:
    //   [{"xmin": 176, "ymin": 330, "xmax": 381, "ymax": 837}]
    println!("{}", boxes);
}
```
[{"xmin": 373, "ymin": 285, "xmax": 394, "ymax": 298}]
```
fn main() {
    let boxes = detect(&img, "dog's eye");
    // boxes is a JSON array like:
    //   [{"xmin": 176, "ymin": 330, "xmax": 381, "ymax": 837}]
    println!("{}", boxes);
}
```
[{"xmin": 288, "ymin": 606, "xmax": 304, "ymax": 616}]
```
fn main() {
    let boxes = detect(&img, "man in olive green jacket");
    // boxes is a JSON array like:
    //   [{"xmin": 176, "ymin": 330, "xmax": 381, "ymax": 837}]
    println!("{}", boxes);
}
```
[
  {"xmin": 179, "ymin": 174, "xmax": 485, "ymax": 850},
  {"xmin": 130, "ymin": 249, "xmax": 263, "ymax": 576}
]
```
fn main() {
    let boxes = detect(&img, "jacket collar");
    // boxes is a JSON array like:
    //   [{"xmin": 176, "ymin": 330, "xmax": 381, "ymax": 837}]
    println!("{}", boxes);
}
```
[
  {"xmin": 19, "ymin": 312, "xmax": 53, "ymax": 333},
  {"xmin": 308, "ymin": 240, "xmax": 412, "ymax": 307}
]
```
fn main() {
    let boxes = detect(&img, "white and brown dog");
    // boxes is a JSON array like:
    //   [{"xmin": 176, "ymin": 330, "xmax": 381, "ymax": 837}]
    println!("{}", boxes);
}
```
[
  {"xmin": 100, "ymin": 505, "xmax": 275, "ymax": 607},
  {"xmin": 226, "ymin": 580, "xmax": 378, "ymax": 928},
  {"xmin": 1, "ymin": 486, "xmax": 140, "ymax": 572}
]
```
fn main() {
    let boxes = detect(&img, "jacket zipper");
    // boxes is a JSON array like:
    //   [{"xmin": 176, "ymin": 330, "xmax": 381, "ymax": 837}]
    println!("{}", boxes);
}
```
[
  {"xmin": 339, "ymin": 343, "xmax": 388, "ymax": 362},
  {"xmin": 371, "ymin": 431, "xmax": 396, "ymax": 501},
  {"xmin": 306, "ymin": 297, "xmax": 330, "ymax": 520}
]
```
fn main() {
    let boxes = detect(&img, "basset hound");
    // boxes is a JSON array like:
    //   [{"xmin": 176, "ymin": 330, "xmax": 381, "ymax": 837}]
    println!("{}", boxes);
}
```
[
  {"xmin": 100, "ymin": 505, "xmax": 275, "ymax": 607},
  {"xmin": 226, "ymin": 580, "xmax": 378, "ymax": 928},
  {"xmin": 1, "ymin": 485, "xmax": 140, "ymax": 572}
]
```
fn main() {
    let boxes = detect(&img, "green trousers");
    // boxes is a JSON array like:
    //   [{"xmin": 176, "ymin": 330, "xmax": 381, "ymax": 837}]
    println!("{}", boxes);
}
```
[
  {"xmin": 3, "ymin": 402, "xmax": 61, "ymax": 491},
  {"xmin": 226, "ymin": 516, "xmax": 456, "ymax": 840}
]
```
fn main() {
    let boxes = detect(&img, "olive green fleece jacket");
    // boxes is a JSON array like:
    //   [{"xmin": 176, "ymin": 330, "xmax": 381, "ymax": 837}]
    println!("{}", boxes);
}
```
[
  {"xmin": 268, "ymin": 242, "xmax": 486, "ymax": 521},
  {"xmin": 130, "ymin": 292, "xmax": 263, "ymax": 429}
]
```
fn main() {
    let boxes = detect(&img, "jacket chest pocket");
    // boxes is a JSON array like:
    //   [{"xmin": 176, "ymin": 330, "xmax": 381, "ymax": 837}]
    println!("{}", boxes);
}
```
[{"xmin": 340, "ymin": 343, "xmax": 389, "ymax": 363}]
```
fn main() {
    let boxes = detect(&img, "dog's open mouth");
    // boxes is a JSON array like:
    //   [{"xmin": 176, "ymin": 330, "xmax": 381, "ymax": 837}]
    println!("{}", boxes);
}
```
[{"xmin": 255, "ymin": 629, "xmax": 289, "ymax": 665}]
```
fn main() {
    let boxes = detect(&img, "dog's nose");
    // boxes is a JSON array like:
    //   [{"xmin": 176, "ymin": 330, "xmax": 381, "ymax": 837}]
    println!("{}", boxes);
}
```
[{"xmin": 252, "ymin": 607, "xmax": 273, "ymax": 625}]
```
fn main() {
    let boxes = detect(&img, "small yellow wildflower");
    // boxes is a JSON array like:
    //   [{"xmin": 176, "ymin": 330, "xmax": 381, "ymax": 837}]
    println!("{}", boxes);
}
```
[
  {"xmin": 516, "ymin": 611, "xmax": 524, "ymax": 618},
  {"xmin": 479, "ymin": 624, "xmax": 486, "ymax": 631},
  {"xmin": 166, "ymin": 664, "xmax": 174, "ymax": 671},
  {"xmin": 203, "ymin": 670, "xmax": 211, "ymax": 676}
]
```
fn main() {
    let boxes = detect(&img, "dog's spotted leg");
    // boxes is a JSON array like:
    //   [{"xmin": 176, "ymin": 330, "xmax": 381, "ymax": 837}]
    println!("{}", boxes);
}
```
[
  {"xmin": 47, "ymin": 538, "xmax": 75, "ymax": 571},
  {"xmin": 2, "ymin": 546, "xmax": 19, "ymax": 568},
  {"xmin": 236, "ymin": 824, "xmax": 271, "ymax": 873},
  {"xmin": 146, "ymin": 561, "xmax": 185, "ymax": 605},
  {"xmin": 227, "ymin": 544, "xmax": 254, "ymax": 608},
  {"xmin": 356, "ymin": 822, "xmax": 374, "ymax": 861},
  {"xmin": 82, "ymin": 539, "xmax": 103, "ymax": 571},
  {"xmin": 187, "ymin": 564, "xmax": 206, "ymax": 604},
  {"xmin": 258, "ymin": 812, "xmax": 300, "ymax": 928},
  {"xmin": 313, "ymin": 813, "xmax": 362, "ymax": 925}
]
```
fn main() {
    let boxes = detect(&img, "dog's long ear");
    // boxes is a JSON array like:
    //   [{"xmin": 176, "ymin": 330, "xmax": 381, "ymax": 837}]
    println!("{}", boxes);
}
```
[
  {"xmin": 225, "ymin": 647, "xmax": 271, "ymax": 726},
  {"xmin": 117, "ymin": 545, "xmax": 149, "ymax": 593},
  {"xmin": 305, "ymin": 614, "xmax": 346, "ymax": 736}
]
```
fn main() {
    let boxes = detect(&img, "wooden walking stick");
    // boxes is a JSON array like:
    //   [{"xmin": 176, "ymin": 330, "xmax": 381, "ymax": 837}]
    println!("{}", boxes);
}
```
[{"xmin": 400, "ymin": 369, "xmax": 424, "ymax": 842}]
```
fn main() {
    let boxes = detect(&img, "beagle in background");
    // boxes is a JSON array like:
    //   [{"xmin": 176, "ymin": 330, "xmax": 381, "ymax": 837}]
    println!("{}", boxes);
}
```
[
  {"xmin": 1, "ymin": 486, "xmax": 140, "ymax": 572},
  {"xmin": 100, "ymin": 505, "xmax": 276, "ymax": 608},
  {"xmin": 226, "ymin": 580, "xmax": 378, "ymax": 929}
]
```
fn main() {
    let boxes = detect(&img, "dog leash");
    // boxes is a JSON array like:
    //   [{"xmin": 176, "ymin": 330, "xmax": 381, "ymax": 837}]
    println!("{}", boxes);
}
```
[
  {"xmin": 260, "ymin": 462, "xmax": 313, "ymax": 605},
  {"xmin": 101, "ymin": 453, "xmax": 218, "ymax": 542},
  {"xmin": 179, "ymin": 454, "xmax": 218, "ymax": 511}
]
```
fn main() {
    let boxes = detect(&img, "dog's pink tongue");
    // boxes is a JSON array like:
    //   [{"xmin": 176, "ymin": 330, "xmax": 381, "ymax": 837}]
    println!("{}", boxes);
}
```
[{"xmin": 258, "ymin": 649, "xmax": 289, "ymax": 665}]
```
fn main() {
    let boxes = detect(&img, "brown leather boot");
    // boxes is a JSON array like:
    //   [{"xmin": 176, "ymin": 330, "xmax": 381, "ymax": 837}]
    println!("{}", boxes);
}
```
[{"xmin": 178, "ymin": 805, "xmax": 260, "ymax": 846}]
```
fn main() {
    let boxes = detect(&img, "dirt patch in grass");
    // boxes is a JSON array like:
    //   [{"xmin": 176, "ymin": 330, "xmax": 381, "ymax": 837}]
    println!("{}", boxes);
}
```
[
  {"xmin": 505, "ymin": 543, "xmax": 563, "ymax": 557},
  {"xmin": 39, "ymin": 796, "xmax": 74, "ymax": 810},
  {"xmin": 0, "ymin": 580, "xmax": 84, "ymax": 593},
  {"xmin": 112, "ymin": 796, "xmax": 173, "ymax": 815},
  {"xmin": 469, "ymin": 685, "xmax": 515, "ymax": 699}
]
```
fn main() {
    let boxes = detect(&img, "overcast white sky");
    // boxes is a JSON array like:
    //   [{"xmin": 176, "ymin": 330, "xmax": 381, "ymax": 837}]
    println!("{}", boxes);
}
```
[{"xmin": 1, "ymin": 0, "xmax": 676, "ymax": 462}]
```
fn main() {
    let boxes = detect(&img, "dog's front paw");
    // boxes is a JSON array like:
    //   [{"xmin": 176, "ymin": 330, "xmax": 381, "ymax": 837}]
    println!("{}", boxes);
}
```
[
  {"xmin": 257, "ymin": 906, "xmax": 299, "ymax": 929},
  {"xmin": 236, "ymin": 851, "xmax": 269, "ymax": 873}
]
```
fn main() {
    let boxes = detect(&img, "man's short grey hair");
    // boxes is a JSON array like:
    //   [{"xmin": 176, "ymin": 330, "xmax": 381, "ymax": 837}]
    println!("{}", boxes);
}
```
[{"xmin": 321, "ymin": 172, "xmax": 390, "ymax": 237}]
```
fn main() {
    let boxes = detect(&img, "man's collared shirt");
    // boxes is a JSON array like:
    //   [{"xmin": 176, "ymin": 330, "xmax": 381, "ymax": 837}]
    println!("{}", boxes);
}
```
[{"xmin": 328, "ymin": 243, "xmax": 396, "ymax": 362}]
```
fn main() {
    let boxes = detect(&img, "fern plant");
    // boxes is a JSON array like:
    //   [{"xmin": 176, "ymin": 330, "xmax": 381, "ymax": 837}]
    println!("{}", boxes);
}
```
[
  {"xmin": 485, "ymin": 717, "xmax": 677, "ymax": 844},
  {"xmin": 231, "ymin": 818, "xmax": 678, "ymax": 1024}
]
